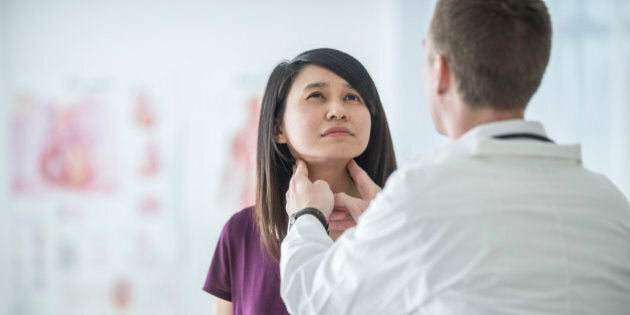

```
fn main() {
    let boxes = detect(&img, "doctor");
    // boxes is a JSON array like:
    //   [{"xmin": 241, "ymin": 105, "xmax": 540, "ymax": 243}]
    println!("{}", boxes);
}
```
[{"xmin": 280, "ymin": 0, "xmax": 630, "ymax": 314}]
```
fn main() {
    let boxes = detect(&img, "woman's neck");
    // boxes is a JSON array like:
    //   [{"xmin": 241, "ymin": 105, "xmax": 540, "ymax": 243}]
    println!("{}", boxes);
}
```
[
  {"xmin": 304, "ymin": 159, "xmax": 360, "ymax": 241},
  {"xmin": 306, "ymin": 159, "xmax": 358, "ymax": 197}
]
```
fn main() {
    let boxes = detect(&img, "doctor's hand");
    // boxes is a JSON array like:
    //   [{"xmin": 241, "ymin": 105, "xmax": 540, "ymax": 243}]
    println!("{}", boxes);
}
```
[
  {"xmin": 333, "ymin": 160, "xmax": 382, "ymax": 221},
  {"xmin": 327, "ymin": 207, "xmax": 357, "ymax": 231},
  {"xmin": 286, "ymin": 160, "xmax": 334, "ymax": 218}
]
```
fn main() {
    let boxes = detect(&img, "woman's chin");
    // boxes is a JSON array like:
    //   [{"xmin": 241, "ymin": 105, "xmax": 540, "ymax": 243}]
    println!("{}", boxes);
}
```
[{"xmin": 300, "ymin": 156, "xmax": 355, "ymax": 166}]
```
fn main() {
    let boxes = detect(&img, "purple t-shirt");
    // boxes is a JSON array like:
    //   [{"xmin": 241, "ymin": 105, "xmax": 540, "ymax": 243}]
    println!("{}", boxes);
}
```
[{"xmin": 203, "ymin": 206, "xmax": 290, "ymax": 315}]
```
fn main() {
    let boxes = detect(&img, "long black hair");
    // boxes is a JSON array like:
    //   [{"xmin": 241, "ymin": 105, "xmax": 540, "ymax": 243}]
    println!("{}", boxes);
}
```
[{"xmin": 255, "ymin": 48, "xmax": 397, "ymax": 261}]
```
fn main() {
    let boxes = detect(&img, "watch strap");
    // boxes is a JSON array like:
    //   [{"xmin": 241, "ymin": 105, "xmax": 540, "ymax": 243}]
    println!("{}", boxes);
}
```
[{"xmin": 289, "ymin": 207, "xmax": 329, "ymax": 233}]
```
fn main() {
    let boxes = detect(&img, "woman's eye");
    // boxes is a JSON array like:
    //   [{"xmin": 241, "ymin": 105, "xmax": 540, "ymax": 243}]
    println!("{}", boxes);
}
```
[
  {"xmin": 307, "ymin": 92, "xmax": 324, "ymax": 100},
  {"xmin": 345, "ymin": 94, "xmax": 361, "ymax": 102}
]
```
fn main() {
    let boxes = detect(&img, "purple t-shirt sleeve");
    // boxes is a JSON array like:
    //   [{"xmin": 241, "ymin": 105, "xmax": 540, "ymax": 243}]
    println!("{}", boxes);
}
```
[
  {"xmin": 203, "ymin": 222, "xmax": 233, "ymax": 301},
  {"xmin": 202, "ymin": 207, "xmax": 290, "ymax": 315}
]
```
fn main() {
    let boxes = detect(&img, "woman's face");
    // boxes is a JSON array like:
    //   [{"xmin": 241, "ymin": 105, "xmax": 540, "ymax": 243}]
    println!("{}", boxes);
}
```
[{"xmin": 276, "ymin": 64, "xmax": 371, "ymax": 164}]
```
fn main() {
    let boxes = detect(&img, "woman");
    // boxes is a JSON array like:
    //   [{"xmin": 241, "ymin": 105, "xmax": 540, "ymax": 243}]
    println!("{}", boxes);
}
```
[{"xmin": 203, "ymin": 48, "xmax": 397, "ymax": 315}]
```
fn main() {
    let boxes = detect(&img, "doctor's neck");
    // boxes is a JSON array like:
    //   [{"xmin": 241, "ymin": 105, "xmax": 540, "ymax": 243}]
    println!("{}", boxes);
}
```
[{"xmin": 446, "ymin": 104, "xmax": 525, "ymax": 140}]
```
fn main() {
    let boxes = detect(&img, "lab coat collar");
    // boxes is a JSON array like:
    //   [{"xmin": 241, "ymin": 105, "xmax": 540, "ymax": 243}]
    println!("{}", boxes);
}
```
[
  {"xmin": 457, "ymin": 119, "xmax": 582, "ymax": 163},
  {"xmin": 460, "ymin": 119, "xmax": 547, "ymax": 141}
]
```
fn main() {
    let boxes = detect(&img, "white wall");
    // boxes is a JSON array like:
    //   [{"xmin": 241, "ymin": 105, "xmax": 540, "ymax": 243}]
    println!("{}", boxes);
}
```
[
  {"xmin": 386, "ymin": 0, "xmax": 444, "ymax": 164},
  {"xmin": 1, "ymin": 0, "xmax": 12, "ymax": 313},
  {"xmin": 531, "ymin": 0, "xmax": 630, "ymax": 196},
  {"xmin": 1, "ymin": 0, "xmax": 395, "ymax": 314}
]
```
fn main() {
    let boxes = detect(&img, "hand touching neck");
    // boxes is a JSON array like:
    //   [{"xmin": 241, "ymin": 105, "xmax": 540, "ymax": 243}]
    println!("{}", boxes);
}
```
[
  {"xmin": 305, "ymin": 159, "xmax": 359, "ymax": 197},
  {"xmin": 304, "ymin": 159, "xmax": 360, "ymax": 241}
]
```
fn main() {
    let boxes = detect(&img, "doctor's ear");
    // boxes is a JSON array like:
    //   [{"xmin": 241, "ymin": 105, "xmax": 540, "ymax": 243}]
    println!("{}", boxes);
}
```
[
  {"xmin": 433, "ymin": 54, "xmax": 451, "ymax": 95},
  {"xmin": 274, "ymin": 119, "xmax": 288, "ymax": 144}
]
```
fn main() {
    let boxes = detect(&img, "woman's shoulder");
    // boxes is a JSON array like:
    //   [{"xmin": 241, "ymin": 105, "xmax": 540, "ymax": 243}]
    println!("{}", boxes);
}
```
[
  {"xmin": 227, "ymin": 206, "xmax": 256, "ymax": 225},
  {"xmin": 220, "ymin": 206, "xmax": 257, "ymax": 239}
]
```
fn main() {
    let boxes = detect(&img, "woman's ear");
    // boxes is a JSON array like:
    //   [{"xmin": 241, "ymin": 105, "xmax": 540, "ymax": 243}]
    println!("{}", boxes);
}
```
[{"xmin": 275, "ymin": 119, "xmax": 288, "ymax": 144}]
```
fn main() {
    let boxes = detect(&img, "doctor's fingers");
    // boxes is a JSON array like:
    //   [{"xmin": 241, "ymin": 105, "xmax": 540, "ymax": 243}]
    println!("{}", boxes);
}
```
[
  {"xmin": 329, "ymin": 208, "xmax": 349, "ymax": 220},
  {"xmin": 347, "ymin": 160, "xmax": 381, "ymax": 201},
  {"xmin": 289, "ymin": 162, "xmax": 313, "ymax": 192},
  {"xmin": 293, "ymin": 159, "xmax": 309, "ymax": 177},
  {"xmin": 334, "ymin": 192, "xmax": 369, "ymax": 221},
  {"xmin": 328, "ymin": 216, "xmax": 357, "ymax": 230},
  {"xmin": 328, "ymin": 209, "xmax": 356, "ymax": 230}
]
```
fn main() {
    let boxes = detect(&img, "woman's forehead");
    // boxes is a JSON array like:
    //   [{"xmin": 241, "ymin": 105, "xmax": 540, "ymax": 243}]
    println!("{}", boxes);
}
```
[{"xmin": 291, "ymin": 65, "xmax": 352, "ymax": 91}]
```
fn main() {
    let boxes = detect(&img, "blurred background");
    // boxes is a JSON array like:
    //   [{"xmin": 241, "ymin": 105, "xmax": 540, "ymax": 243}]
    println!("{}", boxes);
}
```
[{"xmin": 0, "ymin": 0, "xmax": 628, "ymax": 314}]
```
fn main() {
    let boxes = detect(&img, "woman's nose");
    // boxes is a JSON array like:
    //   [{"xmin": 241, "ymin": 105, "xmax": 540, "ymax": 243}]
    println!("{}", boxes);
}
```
[{"xmin": 326, "ymin": 100, "xmax": 347, "ymax": 121}]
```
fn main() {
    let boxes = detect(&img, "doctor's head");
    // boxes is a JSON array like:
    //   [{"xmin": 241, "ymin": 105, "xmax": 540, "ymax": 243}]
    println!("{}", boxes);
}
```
[{"xmin": 423, "ymin": 0, "xmax": 552, "ymax": 137}]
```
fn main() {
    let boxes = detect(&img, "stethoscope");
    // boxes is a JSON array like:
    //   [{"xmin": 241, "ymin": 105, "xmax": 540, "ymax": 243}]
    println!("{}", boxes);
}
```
[{"xmin": 493, "ymin": 133, "xmax": 554, "ymax": 143}]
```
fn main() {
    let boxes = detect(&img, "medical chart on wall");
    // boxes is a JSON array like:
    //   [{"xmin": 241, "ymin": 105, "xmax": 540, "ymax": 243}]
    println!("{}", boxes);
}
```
[{"xmin": 8, "ymin": 82, "xmax": 186, "ymax": 315}]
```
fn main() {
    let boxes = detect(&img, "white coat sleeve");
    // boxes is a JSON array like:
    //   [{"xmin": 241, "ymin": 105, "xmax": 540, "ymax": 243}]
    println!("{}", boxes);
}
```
[{"xmin": 280, "ymin": 170, "xmax": 424, "ymax": 315}]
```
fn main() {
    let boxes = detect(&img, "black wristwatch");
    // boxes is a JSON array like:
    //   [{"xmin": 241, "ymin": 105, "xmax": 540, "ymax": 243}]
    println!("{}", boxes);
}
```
[{"xmin": 288, "ymin": 207, "xmax": 329, "ymax": 233}]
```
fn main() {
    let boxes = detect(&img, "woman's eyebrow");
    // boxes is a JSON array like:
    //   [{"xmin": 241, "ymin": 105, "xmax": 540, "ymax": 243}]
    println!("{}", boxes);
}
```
[
  {"xmin": 303, "ymin": 82, "xmax": 354, "ymax": 91},
  {"xmin": 304, "ymin": 82, "xmax": 328, "ymax": 90}
]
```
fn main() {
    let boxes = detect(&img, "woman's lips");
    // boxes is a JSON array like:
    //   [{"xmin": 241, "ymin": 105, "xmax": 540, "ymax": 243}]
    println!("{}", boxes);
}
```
[{"xmin": 322, "ymin": 127, "xmax": 353, "ymax": 137}]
